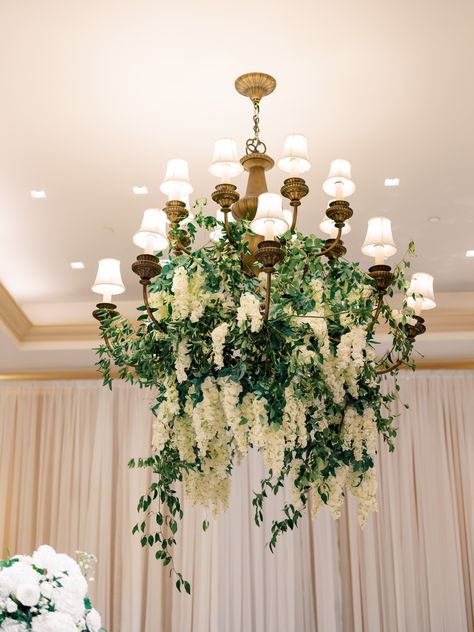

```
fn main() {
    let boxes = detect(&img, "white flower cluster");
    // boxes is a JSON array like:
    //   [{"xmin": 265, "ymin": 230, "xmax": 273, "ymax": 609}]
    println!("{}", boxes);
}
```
[
  {"xmin": 0, "ymin": 546, "xmax": 101, "ymax": 632},
  {"xmin": 170, "ymin": 266, "xmax": 213, "ymax": 322},
  {"xmin": 236, "ymin": 293, "xmax": 263, "ymax": 332},
  {"xmin": 336, "ymin": 326, "xmax": 369, "ymax": 398},
  {"xmin": 309, "ymin": 462, "xmax": 378, "ymax": 527},
  {"xmin": 341, "ymin": 406, "xmax": 378, "ymax": 461},
  {"xmin": 391, "ymin": 309, "xmax": 417, "ymax": 327},
  {"xmin": 211, "ymin": 323, "xmax": 229, "ymax": 369}
]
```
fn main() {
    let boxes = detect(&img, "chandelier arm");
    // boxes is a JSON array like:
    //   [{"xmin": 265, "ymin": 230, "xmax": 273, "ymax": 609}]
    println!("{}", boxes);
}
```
[
  {"xmin": 102, "ymin": 331, "xmax": 114, "ymax": 353},
  {"xmin": 313, "ymin": 227, "xmax": 343, "ymax": 258},
  {"xmin": 290, "ymin": 206, "xmax": 298, "ymax": 232},
  {"xmin": 223, "ymin": 212, "xmax": 237, "ymax": 247},
  {"xmin": 367, "ymin": 294, "xmax": 385, "ymax": 332},
  {"xmin": 142, "ymin": 283, "xmax": 164, "ymax": 330},
  {"xmin": 376, "ymin": 359, "xmax": 403, "ymax": 375},
  {"xmin": 263, "ymin": 271, "xmax": 272, "ymax": 323}
]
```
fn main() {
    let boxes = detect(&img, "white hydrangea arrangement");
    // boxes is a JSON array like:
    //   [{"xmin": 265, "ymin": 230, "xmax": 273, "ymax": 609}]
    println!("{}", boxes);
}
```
[
  {"xmin": 97, "ymin": 205, "xmax": 416, "ymax": 592},
  {"xmin": 0, "ymin": 546, "xmax": 103, "ymax": 631}
]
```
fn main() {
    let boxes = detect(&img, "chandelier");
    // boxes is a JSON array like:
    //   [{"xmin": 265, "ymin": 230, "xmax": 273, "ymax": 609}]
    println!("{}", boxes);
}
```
[{"xmin": 90, "ymin": 73, "xmax": 435, "ymax": 589}]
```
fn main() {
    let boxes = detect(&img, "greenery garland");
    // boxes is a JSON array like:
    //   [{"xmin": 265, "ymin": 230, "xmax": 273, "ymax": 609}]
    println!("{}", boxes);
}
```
[{"xmin": 96, "ymin": 200, "xmax": 415, "ymax": 592}]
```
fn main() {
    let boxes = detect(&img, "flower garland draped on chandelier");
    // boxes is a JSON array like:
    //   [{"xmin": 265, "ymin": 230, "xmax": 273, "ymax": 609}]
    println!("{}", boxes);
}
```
[{"xmin": 91, "ymin": 72, "xmax": 436, "ymax": 591}]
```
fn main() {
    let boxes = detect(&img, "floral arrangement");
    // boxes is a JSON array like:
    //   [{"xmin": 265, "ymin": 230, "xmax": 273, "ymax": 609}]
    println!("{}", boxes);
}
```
[
  {"xmin": 0, "ymin": 546, "xmax": 102, "ymax": 631},
  {"xmin": 97, "ymin": 204, "xmax": 416, "ymax": 591}
]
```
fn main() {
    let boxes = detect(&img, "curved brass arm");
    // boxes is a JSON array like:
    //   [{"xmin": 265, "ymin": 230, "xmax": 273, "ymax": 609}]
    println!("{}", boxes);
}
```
[
  {"xmin": 314, "ymin": 227, "xmax": 343, "ymax": 257},
  {"xmin": 223, "ymin": 211, "xmax": 237, "ymax": 247},
  {"xmin": 103, "ymin": 331, "xmax": 114, "ymax": 353},
  {"xmin": 263, "ymin": 271, "xmax": 272, "ymax": 323},
  {"xmin": 376, "ymin": 359, "xmax": 403, "ymax": 375},
  {"xmin": 142, "ymin": 283, "xmax": 163, "ymax": 330},
  {"xmin": 367, "ymin": 294, "xmax": 385, "ymax": 333},
  {"xmin": 290, "ymin": 206, "xmax": 298, "ymax": 232}
]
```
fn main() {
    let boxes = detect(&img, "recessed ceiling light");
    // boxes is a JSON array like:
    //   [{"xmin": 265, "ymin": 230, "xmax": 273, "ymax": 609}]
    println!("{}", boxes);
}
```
[
  {"xmin": 133, "ymin": 185, "xmax": 148, "ymax": 195},
  {"xmin": 70, "ymin": 261, "xmax": 85, "ymax": 269},
  {"xmin": 384, "ymin": 178, "xmax": 400, "ymax": 187},
  {"xmin": 428, "ymin": 216, "xmax": 440, "ymax": 223},
  {"xmin": 30, "ymin": 190, "xmax": 47, "ymax": 198},
  {"xmin": 466, "ymin": 250, "xmax": 474, "ymax": 257}
]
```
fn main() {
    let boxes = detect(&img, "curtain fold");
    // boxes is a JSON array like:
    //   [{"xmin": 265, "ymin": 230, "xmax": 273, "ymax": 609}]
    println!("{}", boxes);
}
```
[{"xmin": 0, "ymin": 372, "xmax": 472, "ymax": 631}]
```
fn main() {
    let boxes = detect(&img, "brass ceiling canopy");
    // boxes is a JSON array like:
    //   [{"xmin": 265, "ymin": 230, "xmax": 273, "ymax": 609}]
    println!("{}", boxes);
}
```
[{"xmin": 234, "ymin": 72, "xmax": 277, "ymax": 102}]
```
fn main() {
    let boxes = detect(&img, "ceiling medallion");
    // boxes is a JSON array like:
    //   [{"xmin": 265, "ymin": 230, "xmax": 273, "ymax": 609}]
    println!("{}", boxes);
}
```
[{"xmin": 91, "ymin": 72, "xmax": 435, "ymax": 590}]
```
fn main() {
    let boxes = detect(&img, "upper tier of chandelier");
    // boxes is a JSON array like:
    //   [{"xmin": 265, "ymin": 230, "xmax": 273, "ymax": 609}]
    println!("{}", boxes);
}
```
[{"xmin": 91, "ymin": 72, "xmax": 435, "ymax": 331}]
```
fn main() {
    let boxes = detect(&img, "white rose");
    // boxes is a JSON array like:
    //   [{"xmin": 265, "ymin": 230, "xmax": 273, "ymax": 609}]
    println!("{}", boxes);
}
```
[
  {"xmin": 31, "ymin": 611, "xmax": 77, "ymax": 632},
  {"xmin": 85, "ymin": 608, "xmax": 102, "ymax": 632},
  {"xmin": 16, "ymin": 582, "xmax": 41, "ymax": 607},
  {"xmin": 0, "ymin": 620, "xmax": 29, "ymax": 632},
  {"xmin": 32, "ymin": 546, "xmax": 81, "ymax": 577},
  {"xmin": 6, "ymin": 597, "xmax": 18, "ymax": 612},
  {"xmin": 0, "ymin": 562, "xmax": 41, "ymax": 595}
]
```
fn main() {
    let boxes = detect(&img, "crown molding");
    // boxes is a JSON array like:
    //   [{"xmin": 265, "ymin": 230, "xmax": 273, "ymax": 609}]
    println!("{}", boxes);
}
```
[{"xmin": 0, "ymin": 283, "xmax": 97, "ymax": 349}]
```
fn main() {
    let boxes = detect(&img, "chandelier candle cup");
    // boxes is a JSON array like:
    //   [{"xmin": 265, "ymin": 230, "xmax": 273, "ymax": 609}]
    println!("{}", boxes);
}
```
[{"xmin": 91, "ymin": 72, "xmax": 437, "ymax": 594}]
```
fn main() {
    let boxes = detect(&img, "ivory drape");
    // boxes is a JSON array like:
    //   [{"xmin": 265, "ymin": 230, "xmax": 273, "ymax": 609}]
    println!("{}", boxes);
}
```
[{"xmin": 0, "ymin": 372, "xmax": 472, "ymax": 631}]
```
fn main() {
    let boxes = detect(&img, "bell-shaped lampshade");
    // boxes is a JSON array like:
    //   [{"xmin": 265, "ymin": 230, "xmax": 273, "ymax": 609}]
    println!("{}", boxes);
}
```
[
  {"xmin": 210, "ymin": 209, "xmax": 234, "ymax": 242},
  {"xmin": 323, "ymin": 159, "xmax": 356, "ymax": 198},
  {"xmin": 320, "ymin": 217, "xmax": 352, "ymax": 238},
  {"xmin": 277, "ymin": 134, "xmax": 311, "ymax": 176},
  {"xmin": 361, "ymin": 217, "xmax": 397, "ymax": 262},
  {"xmin": 92, "ymin": 258, "xmax": 125, "ymax": 301},
  {"xmin": 250, "ymin": 193, "xmax": 289, "ymax": 240},
  {"xmin": 160, "ymin": 159, "xmax": 193, "ymax": 200},
  {"xmin": 133, "ymin": 208, "xmax": 169, "ymax": 254},
  {"xmin": 209, "ymin": 138, "xmax": 243, "ymax": 180},
  {"xmin": 406, "ymin": 273, "xmax": 436, "ymax": 312}
]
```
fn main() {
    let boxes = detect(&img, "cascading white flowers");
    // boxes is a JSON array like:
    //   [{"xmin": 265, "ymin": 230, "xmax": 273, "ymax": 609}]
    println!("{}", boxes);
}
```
[
  {"xmin": 0, "ymin": 546, "xmax": 102, "ymax": 632},
  {"xmin": 100, "ymin": 215, "xmax": 415, "ymax": 591}
]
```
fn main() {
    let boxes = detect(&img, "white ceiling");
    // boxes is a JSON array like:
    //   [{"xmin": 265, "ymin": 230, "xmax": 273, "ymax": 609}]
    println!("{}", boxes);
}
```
[{"xmin": 0, "ymin": 0, "xmax": 473, "ymax": 370}]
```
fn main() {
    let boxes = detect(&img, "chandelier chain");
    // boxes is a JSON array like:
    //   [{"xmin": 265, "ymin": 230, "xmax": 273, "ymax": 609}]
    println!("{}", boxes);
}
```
[{"xmin": 246, "ymin": 100, "xmax": 267, "ymax": 155}]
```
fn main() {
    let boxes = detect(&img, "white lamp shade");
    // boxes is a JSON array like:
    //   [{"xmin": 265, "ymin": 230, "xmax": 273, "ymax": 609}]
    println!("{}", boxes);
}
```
[
  {"xmin": 277, "ymin": 134, "xmax": 311, "ymax": 175},
  {"xmin": 361, "ymin": 217, "xmax": 397, "ymax": 258},
  {"xmin": 133, "ymin": 208, "xmax": 169, "ymax": 251},
  {"xmin": 160, "ymin": 159, "xmax": 193, "ymax": 198},
  {"xmin": 250, "ymin": 193, "xmax": 289, "ymax": 237},
  {"xmin": 209, "ymin": 138, "xmax": 243, "ymax": 179},
  {"xmin": 406, "ymin": 273, "xmax": 436, "ymax": 311},
  {"xmin": 92, "ymin": 258, "xmax": 125, "ymax": 296},
  {"xmin": 320, "ymin": 216, "xmax": 351, "ymax": 237},
  {"xmin": 323, "ymin": 159, "xmax": 356, "ymax": 197}
]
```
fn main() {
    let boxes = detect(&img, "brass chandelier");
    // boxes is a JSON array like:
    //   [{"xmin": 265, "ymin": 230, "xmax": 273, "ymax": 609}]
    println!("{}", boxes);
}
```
[{"xmin": 91, "ymin": 71, "xmax": 436, "ymax": 369}]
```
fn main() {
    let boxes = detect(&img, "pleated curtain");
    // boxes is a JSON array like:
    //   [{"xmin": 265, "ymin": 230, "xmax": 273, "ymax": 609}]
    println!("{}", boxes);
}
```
[{"xmin": 0, "ymin": 372, "xmax": 472, "ymax": 631}]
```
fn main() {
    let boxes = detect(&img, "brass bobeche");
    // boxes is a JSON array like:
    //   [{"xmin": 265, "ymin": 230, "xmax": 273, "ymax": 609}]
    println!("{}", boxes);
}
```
[
  {"xmin": 405, "ymin": 315, "xmax": 426, "ymax": 341},
  {"xmin": 254, "ymin": 240, "xmax": 285, "ymax": 272},
  {"xmin": 92, "ymin": 303, "xmax": 119, "ymax": 322},
  {"xmin": 164, "ymin": 200, "xmax": 188, "ymax": 225},
  {"xmin": 325, "ymin": 200, "xmax": 353, "ymax": 227},
  {"xmin": 324, "ymin": 239, "xmax": 347, "ymax": 259},
  {"xmin": 368, "ymin": 265, "xmax": 394, "ymax": 295},
  {"xmin": 131, "ymin": 254, "xmax": 162, "ymax": 284}
]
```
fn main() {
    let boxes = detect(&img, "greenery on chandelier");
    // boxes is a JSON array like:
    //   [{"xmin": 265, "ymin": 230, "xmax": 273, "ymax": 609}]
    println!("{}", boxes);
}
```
[{"xmin": 95, "ymin": 200, "xmax": 417, "ymax": 591}]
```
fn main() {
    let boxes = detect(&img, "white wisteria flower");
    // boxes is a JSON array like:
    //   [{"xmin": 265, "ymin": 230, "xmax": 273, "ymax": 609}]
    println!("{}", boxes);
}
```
[{"xmin": 99, "ymin": 207, "xmax": 416, "ymax": 591}]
